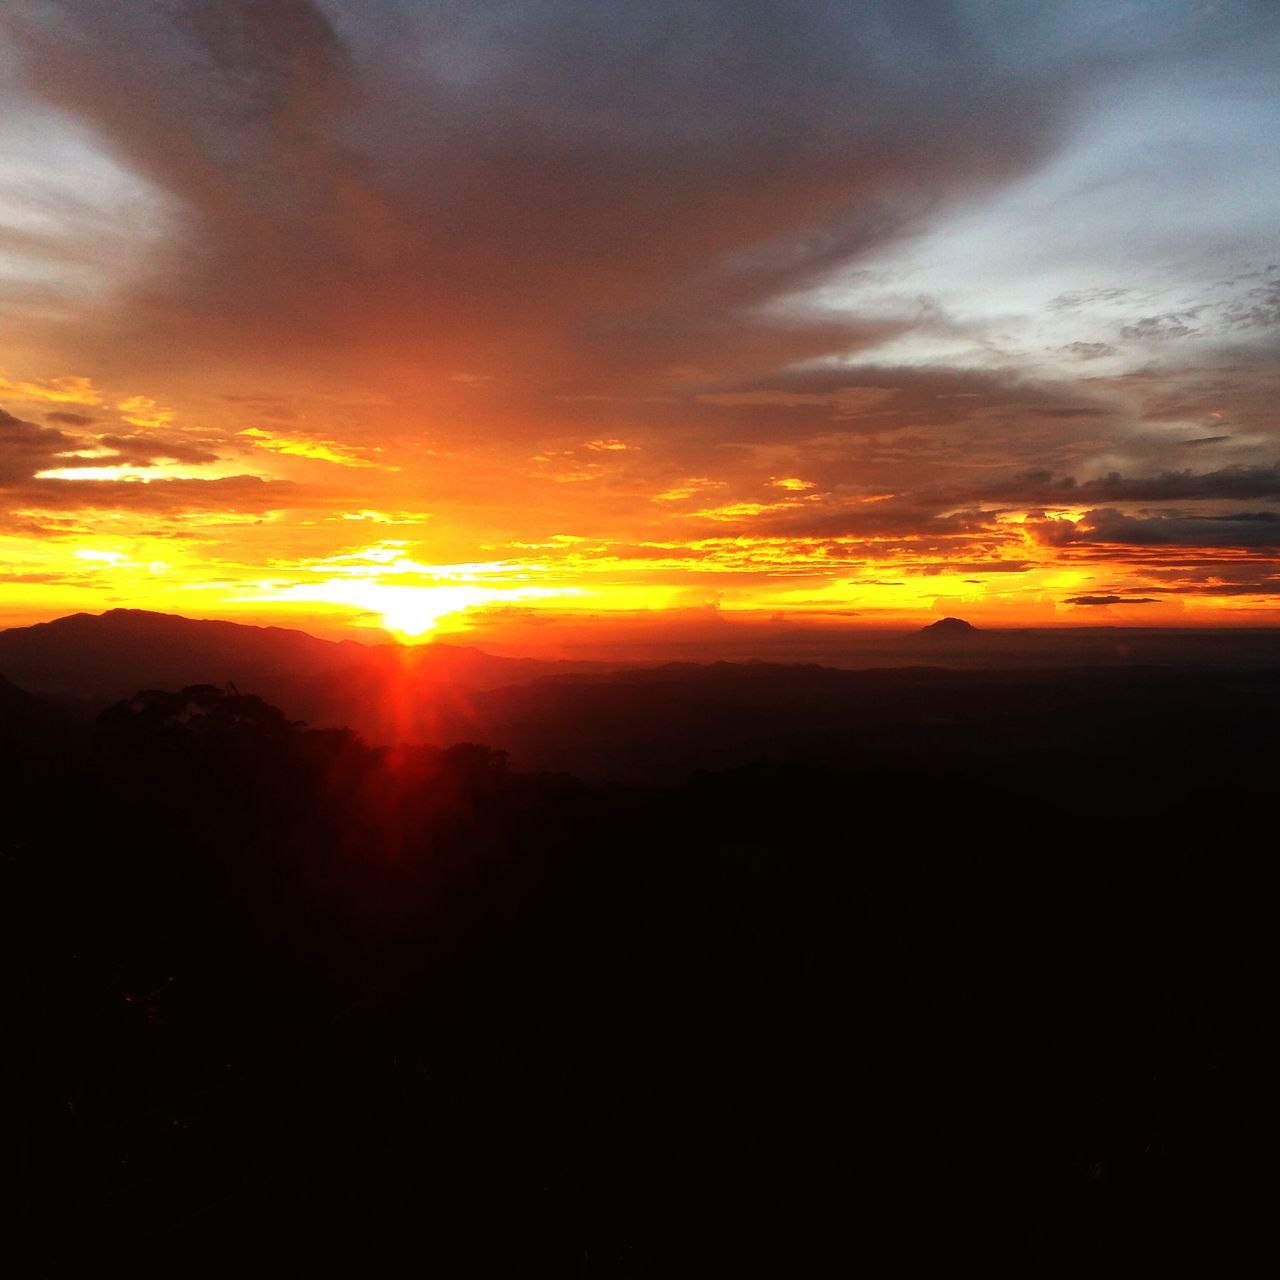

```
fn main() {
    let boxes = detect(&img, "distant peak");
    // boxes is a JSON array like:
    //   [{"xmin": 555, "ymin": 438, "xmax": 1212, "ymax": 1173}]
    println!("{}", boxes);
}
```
[{"xmin": 919, "ymin": 617, "xmax": 979, "ymax": 636}]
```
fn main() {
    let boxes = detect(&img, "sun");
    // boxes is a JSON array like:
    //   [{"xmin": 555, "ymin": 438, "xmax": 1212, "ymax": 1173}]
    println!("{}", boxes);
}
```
[
  {"xmin": 233, "ymin": 563, "xmax": 583, "ymax": 642},
  {"xmin": 373, "ymin": 585, "xmax": 495, "ymax": 639}
]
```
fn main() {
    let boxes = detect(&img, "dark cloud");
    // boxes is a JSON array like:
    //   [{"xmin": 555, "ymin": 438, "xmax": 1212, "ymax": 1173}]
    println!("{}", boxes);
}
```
[
  {"xmin": 979, "ymin": 463, "xmax": 1280, "ymax": 506},
  {"xmin": 3, "ymin": 401, "xmax": 291, "ymax": 513},
  {"xmin": 96, "ymin": 434, "xmax": 221, "ymax": 466},
  {"xmin": 0, "ymin": 406, "xmax": 76, "ymax": 483},
  {"xmin": 3, "ymin": 403, "xmax": 225, "ymax": 489},
  {"xmin": 730, "ymin": 502, "xmax": 998, "ymax": 544},
  {"xmin": 2, "ymin": 1, "xmax": 1158, "ymax": 392},
  {"xmin": 1063, "ymin": 594, "xmax": 1159, "ymax": 606},
  {"xmin": 1161, "ymin": 579, "xmax": 1280, "ymax": 597},
  {"xmin": 10, "ymin": 474, "xmax": 300, "ymax": 514},
  {"xmin": 685, "ymin": 363, "xmax": 1116, "ymax": 436},
  {"xmin": 46, "ymin": 410, "xmax": 94, "ymax": 426},
  {"xmin": 1039, "ymin": 508, "xmax": 1280, "ymax": 550}
]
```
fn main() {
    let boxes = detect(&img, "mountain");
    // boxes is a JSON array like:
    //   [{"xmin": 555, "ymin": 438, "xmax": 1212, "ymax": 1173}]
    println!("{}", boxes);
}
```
[
  {"xmin": 0, "ymin": 609, "xmax": 605, "ymax": 704},
  {"xmin": 4, "ymin": 610, "xmax": 1280, "ymax": 782},
  {"xmin": 0, "ymin": 609, "xmax": 370, "ymax": 701},
  {"xmin": 917, "ymin": 616, "xmax": 980, "ymax": 639},
  {"xmin": 0, "ymin": 673, "xmax": 77, "ymax": 750}
]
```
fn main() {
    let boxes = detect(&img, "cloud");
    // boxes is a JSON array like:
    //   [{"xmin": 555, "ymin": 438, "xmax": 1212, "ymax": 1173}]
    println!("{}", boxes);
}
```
[
  {"xmin": 1049, "ymin": 288, "xmax": 1131, "ymax": 312},
  {"xmin": 0, "ymin": 406, "xmax": 77, "ymax": 483},
  {"xmin": 239, "ymin": 427, "xmax": 398, "ymax": 470},
  {"xmin": 689, "ymin": 364, "xmax": 1116, "ymax": 439},
  {"xmin": 1039, "ymin": 508, "xmax": 1280, "ymax": 550},
  {"xmin": 1, "ymin": 1, "xmax": 1142, "ymax": 392},
  {"xmin": 96, "ymin": 433, "xmax": 221, "ymax": 466},
  {"xmin": 10, "ymin": 473, "xmax": 300, "ymax": 515},
  {"xmin": 4, "ymin": 402, "xmax": 294, "ymax": 517},
  {"xmin": 1221, "ymin": 277, "xmax": 1280, "ymax": 331},
  {"xmin": 4, "ymin": 403, "xmax": 224, "ymax": 482},
  {"xmin": 1119, "ymin": 313, "xmax": 1200, "ymax": 342},
  {"xmin": 116, "ymin": 395, "xmax": 175, "ymax": 428},
  {"xmin": 653, "ymin": 478, "xmax": 725, "ymax": 503},
  {"xmin": 2, "ymin": 3, "xmax": 1278, "ymax": 628},
  {"xmin": 1060, "ymin": 341, "xmax": 1116, "ymax": 360},
  {"xmin": 980, "ymin": 463, "xmax": 1280, "ymax": 506},
  {"xmin": 0, "ymin": 373, "xmax": 101, "ymax": 405},
  {"xmin": 1063, "ymin": 594, "xmax": 1159, "ymax": 606}
]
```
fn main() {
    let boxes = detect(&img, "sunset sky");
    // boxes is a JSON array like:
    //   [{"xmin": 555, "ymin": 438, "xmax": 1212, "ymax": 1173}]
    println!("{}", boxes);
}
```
[{"xmin": 2, "ymin": 1, "xmax": 1278, "ymax": 649}]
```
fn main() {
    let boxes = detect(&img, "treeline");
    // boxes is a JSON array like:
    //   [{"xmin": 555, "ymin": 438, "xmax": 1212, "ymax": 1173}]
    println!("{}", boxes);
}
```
[{"xmin": 3, "ymin": 685, "xmax": 1278, "ymax": 1272}]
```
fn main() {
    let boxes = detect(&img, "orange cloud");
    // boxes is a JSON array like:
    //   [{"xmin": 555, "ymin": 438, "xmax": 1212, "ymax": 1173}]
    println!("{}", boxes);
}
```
[
  {"xmin": 689, "ymin": 501, "xmax": 781, "ymax": 521},
  {"xmin": 653, "ymin": 478, "xmax": 725, "ymax": 503},
  {"xmin": 0, "ymin": 374, "xmax": 102, "ymax": 406},
  {"xmin": 240, "ymin": 428, "xmax": 399, "ymax": 471},
  {"xmin": 116, "ymin": 395, "xmax": 175, "ymax": 428}
]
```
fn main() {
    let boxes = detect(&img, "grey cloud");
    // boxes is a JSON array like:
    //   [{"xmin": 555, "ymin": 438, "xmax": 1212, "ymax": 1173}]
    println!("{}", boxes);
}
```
[
  {"xmin": 981, "ymin": 463, "xmax": 1280, "ymax": 506},
  {"xmin": 1060, "ymin": 341, "xmax": 1116, "ymax": 360},
  {"xmin": 0, "ymin": 406, "xmax": 76, "ymax": 483},
  {"xmin": 1045, "ymin": 508, "xmax": 1280, "ymax": 549},
  {"xmin": 1119, "ymin": 313, "xmax": 1200, "ymax": 342},
  {"xmin": 1048, "ymin": 287, "xmax": 1131, "ymax": 311},
  {"xmin": 1, "ymin": 1, "xmax": 1177, "ymax": 392},
  {"xmin": 689, "ymin": 364, "xmax": 1115, "ymax": 433}
]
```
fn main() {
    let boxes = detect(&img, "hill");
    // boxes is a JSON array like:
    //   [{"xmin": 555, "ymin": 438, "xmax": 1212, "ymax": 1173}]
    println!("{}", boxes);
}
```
[
  {"xmin": 0, "ymin": 609, "xmax": 602, "ymax": 704},
  {"xmin": 918, "ymin": 616, "xmax": 980, "ymax": 638},
  {"xmin": 0, "ymin": 673, "xmax": 76, "ymax": 751}
]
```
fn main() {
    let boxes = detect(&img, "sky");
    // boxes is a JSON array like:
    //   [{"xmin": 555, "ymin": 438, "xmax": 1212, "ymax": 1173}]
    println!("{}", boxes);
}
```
[{"xmin": 1, "ymin": 0, "xmax": 1278, "ymax": 650}]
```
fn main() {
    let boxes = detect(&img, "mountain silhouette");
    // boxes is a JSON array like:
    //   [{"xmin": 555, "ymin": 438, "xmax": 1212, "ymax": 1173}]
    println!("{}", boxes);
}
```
[
  {"xmin": 0, "ymin": 609, "xmax": 600, "ymax": 703},
  {"xmin": 5, "ymin": 610, "xmax": 1280, "ymax": 780},
  {"xmin": 917, "ymin": 616, "xmax": 980, "ymax": 638},
  {"xmin": 0, "ymin": 673, "xmax": 76, "ymax": 749}
]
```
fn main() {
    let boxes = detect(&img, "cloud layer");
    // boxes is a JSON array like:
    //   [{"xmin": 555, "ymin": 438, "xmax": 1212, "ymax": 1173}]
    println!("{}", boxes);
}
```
[{"xmin": 1, "ymin": 2, "xmax": 1278, "ymax": 632}]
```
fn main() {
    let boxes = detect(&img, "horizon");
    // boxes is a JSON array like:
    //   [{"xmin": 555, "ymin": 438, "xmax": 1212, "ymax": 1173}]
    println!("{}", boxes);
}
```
[
  {"xmin": 2, "ymin": 3, "xmax": 1279, "ymax": 644},
  {"xmin": 6, "ymin": 603, "xmax": 1280, "ymax": 672}
]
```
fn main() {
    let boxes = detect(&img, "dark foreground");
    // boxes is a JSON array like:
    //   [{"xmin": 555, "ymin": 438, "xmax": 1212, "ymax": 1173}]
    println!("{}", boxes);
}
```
[{"xmin": 3, "ymin": 673, "xmax": 1278, "ymax": 1273}]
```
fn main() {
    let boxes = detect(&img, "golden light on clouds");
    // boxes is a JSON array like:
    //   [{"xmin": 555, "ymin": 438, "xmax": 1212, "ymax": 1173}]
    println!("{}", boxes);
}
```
[
  {"xmin": 1, "ymin": 1, "xmax": 1278, "ymax": 643},
  {"xmin": 232, "ymin": 542, "xmax": 581, "ymax": 639},
  {"xmin": 116, "ymin": 396, "xmax": 175, "ymax": 428},
  {"xmin": 239, "ymin": 428, "xmax": 400, "ymax": 470},
  {"xmin": 0, "ymin": 373, "xmax": 102, "ymax": 405}
]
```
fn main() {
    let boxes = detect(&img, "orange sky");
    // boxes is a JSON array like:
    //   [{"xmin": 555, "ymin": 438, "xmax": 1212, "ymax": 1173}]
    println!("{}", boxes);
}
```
[{"xmin": 2, "ymin": 3, "xmax": 1278, "ymax": 650}]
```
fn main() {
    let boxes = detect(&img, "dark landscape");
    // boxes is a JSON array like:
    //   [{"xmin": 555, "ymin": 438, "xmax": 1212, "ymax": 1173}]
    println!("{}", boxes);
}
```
[{"xmin": 4, "ymin": 611, "xmax": 1278, "ymax": 1270}]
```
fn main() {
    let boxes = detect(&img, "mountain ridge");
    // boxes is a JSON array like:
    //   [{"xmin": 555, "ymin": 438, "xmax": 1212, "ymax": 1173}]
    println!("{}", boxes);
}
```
[{"xmin": 0, "ymin": 607, "xmax": 605, "ymax": 702}]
